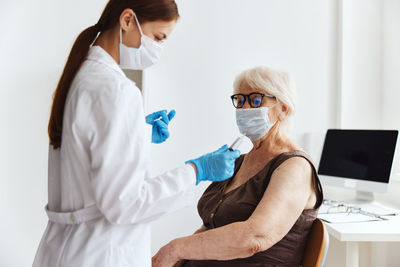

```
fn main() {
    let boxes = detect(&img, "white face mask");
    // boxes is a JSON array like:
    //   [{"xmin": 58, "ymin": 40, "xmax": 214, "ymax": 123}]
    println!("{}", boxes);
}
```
[
  {"xmin": 236, "ymin": 107, "xmax": 275, "ymax": 141},
  {"xmin": 119, "ymin": 15, "xmax": 164, "ymax": 70}
]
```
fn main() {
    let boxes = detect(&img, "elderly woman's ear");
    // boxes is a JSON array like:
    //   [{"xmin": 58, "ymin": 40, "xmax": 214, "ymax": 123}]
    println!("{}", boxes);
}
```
[{"xmin": 277, "ymin": 104, "xmax": 289, "ymax": 121}]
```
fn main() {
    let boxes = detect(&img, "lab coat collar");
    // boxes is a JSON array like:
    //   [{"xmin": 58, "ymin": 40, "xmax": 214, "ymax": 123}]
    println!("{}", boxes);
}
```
[{"xmin": 87, "ymin": 45, "xmax": 126, "ymax": 77}]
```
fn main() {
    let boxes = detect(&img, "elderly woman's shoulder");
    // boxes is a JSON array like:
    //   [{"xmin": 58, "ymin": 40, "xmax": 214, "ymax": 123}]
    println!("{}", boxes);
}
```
[{"xmin": 273, "ymin": 150, "xmax": 314, "ymax": 176}]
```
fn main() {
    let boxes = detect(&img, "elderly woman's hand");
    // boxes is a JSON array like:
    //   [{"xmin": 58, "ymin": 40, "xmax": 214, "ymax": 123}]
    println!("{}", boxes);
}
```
[{"xmin": 152, "ymin": 241, "xmax": 180, "ymax": 267}]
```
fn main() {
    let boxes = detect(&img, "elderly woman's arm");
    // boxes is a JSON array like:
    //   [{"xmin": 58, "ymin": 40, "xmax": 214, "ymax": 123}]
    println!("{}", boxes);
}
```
[
  {"xmin": 192, "ymin": 225, "xmax": 207, "ymax": 234},
  {"xmin": 172, "ymin": 225, "xmax": 208, "ymax": 267},
  {"xmin": 152, "ymin": 157, "xmax": 314, "ymax": 266}
]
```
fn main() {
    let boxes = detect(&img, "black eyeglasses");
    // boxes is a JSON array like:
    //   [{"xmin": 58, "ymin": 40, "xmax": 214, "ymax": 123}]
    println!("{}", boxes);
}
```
[{"xmin": 231, "ymin": 93, "xmax": 276, "ymax": 108}]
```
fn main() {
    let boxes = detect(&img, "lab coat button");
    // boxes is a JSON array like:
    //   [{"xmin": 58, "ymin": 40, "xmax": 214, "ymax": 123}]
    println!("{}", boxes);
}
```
[{"xmin": 70, "ymin": 214, "xmax": 76, "ymax": 223}]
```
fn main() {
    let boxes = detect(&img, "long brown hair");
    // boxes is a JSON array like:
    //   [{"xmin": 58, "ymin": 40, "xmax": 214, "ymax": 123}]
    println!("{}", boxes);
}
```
[{"xmin": 48, "ymin": 0, "xmax": 179, "ymax": 149}]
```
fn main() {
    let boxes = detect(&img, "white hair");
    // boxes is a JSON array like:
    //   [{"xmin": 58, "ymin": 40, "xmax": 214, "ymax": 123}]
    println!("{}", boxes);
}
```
[{"xmin": 233, "ymin": 66, "xmax": 297, "ymax": 133}]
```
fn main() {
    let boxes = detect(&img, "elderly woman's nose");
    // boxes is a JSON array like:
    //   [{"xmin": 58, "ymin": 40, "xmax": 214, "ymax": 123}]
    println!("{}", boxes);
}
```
[{"xmin": 242, "ymin": 101, "xmax": 251, "ymax": 109}]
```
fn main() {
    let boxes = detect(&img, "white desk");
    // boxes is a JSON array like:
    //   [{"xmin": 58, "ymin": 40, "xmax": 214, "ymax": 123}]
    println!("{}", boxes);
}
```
[{"xmin": 321, "ymin": 213, "xmax": 400, "ymax": 267}]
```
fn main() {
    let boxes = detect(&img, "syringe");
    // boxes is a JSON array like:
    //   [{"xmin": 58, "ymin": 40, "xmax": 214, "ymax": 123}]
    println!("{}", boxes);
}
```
[{"xmin": 229, "ymin": 136, "xmax": 245, "ymax": 151}]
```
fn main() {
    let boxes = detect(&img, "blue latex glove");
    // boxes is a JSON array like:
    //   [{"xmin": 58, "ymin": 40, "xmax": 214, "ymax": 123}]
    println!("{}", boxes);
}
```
[
  {"xmin": 145, "ymin": 110, "xmax": 176, "ymax": 144},
  {"xmin": 186, "ymin": 145, "xmax": 241, "ymax": 185}
]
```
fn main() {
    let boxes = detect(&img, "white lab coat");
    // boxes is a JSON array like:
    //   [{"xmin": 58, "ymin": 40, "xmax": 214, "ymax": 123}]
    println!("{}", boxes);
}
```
[{"xmin": 33, "ymin": 46, "xmax": 196, "ymax": 267}]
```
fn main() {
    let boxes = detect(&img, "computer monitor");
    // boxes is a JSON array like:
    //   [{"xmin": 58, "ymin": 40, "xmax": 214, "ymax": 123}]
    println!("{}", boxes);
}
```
[{"xmin": 318, "ymin": 129, "xmax": 398, "ymax": 203}]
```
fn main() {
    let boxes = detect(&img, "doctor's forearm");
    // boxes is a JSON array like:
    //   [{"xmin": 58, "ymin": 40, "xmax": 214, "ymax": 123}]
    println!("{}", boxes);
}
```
[{"xmin": 170, "ymin": 221, "xmax": 273, "ymax": 261}]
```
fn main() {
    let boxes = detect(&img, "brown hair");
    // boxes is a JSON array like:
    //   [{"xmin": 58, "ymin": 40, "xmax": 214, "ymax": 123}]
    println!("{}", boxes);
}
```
[{"xmin": 48, "ymin": 0, "xmax": 179, "ymax": 149}]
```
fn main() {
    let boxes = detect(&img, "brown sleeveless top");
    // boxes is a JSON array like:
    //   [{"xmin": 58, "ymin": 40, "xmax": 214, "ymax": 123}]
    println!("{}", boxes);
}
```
[{"xmin": 182, "ymin": 150, "xmax": 323, "ymax": 267}]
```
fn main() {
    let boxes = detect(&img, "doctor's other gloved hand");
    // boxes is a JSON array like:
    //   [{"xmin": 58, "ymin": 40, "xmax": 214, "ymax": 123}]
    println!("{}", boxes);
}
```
[
  {"xmin": 186, "ymin": 145, "xmax": 241, "ymax": 185},
  {"xmin": 145, "ymin": 109, "xmax": 176, "ymax": 144}
]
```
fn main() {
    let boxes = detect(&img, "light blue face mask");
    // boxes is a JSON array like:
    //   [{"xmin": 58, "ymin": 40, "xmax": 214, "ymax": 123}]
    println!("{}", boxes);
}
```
[{"xmin": 235, "ymin": 107, "xmax": 275, "ymax": 141}]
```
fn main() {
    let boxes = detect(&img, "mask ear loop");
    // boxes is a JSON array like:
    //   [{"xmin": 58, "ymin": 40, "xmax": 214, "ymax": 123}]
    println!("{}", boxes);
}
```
[
  {"xmin": 265, "ymin": 100, "xmax": 281, "ymax": 127},
  {"xmin": 274, "ymin": 100, "xmax": 287, "ymax": 123},
  {"xmin": 90, "ymin": 24, "xmax": 102, "ymax": 47},
  {"xmin": 90, "ymin": 31, "xmax": 101, "ymax": 47},
  {"xmin": 133, "ymin": 14, "xmax": 144, "ymax": 36}
]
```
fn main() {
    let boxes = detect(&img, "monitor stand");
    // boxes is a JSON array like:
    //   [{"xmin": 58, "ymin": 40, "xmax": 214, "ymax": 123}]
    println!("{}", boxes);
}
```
[{"xmin": 346, "ymin": 190, "xmax": 375, "ymax": 204}]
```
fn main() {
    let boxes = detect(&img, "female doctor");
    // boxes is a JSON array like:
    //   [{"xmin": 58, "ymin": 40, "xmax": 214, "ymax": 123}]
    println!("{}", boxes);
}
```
[{"xmin": 33, "ymin": 0, "xmax": 240, "ymax": 266}]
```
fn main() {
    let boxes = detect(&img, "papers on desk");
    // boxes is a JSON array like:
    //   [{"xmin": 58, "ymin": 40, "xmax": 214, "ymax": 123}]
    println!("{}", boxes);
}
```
[
  {"xmin": 318, "ymin": 202, "xmax": 398, "ymax": 223},
  {"xmin": 318, "ymin": 212, "xmax": 382, "ymax": 223},
  {"xmin": 356, "ymin": 203, "xmax": 398, "ymax": 216}
]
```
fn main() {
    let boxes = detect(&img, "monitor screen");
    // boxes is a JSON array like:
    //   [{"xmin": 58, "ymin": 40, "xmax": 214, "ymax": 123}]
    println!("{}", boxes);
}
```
[{"xmin": 318, "ymin": 129, "xmax": 398, "ymax": 183}]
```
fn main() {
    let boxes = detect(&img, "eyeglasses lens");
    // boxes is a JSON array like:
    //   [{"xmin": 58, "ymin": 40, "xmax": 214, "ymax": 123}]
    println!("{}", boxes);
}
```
[
  {"xmin": 233, "ymin": 95, "xmax": 245, "ymax": 108},
  {"xmin": 250, "ymin": 94, "xmax": 263, "ymax": 107}
]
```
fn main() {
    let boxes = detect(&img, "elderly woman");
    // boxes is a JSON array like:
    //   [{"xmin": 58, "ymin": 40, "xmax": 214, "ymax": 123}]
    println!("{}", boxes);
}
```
[{"xmin": 152, "ymin": 66, "xmax": 323, "ymax": 267}]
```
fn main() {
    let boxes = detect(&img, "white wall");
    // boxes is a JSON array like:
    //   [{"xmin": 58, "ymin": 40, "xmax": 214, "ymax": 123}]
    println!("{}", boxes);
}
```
[
  {"xmin": 340, "ymin": 0, "xmax": 383, "ymax": 129},
  {"xmin": 1, "ymin": 0, "xmax": 399, "ymax": 266},
  {"xmin": 382, "ymin": 0, "xmax": 400, "ymax": 177},
  {"xmin": 382, "ymin": 0, "xmax": 400, "ymax": 129}
]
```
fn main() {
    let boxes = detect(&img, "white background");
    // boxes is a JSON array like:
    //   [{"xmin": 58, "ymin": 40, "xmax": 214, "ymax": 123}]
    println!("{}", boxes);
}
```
[{"xmin": 0, "ymin": 0, "xmax": 399, "ymax": 266}]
